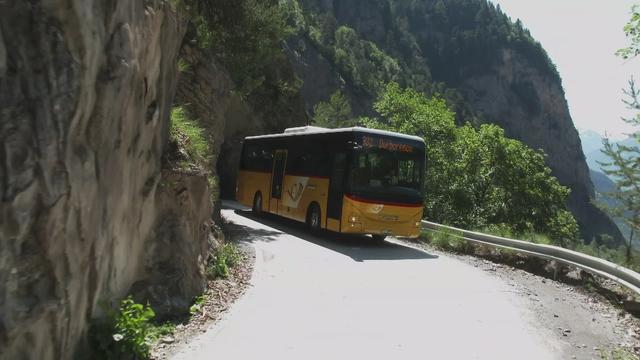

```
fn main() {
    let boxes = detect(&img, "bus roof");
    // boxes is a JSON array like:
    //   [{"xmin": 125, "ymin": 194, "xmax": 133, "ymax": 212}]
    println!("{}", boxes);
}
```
[{"xmin": 244, "ymin": 126, "xmax": 425, "ymax": 143}]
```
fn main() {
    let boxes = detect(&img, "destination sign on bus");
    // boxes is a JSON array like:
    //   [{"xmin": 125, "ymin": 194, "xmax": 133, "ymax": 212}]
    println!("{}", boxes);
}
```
[{"xmin": 362, "ymin": 136, "xmax": 414, "ymax": 153}]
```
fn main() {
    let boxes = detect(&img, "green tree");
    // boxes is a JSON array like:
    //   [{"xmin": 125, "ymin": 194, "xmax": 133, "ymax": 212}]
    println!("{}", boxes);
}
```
[
  {"xmin": 312, "ymin": 90, "xmax": 354, "ymax": 128},
  {"xmin": 363, "ymin": 83, "xmax": 578, "ymax": 243},
  {"xmin": 598, "ymin": 5, "xmax": 640, "ymax": 264},
  {"xmin": 186, "ymin": 0, "xmax": 292, "ymax": 94},
  {"xmin": 617, "ymin": 4, "xmax": 640, "ymax": 60},
  {"xmin": 599, "ymin": 79, "xmax": 640, "ymax": 264}
]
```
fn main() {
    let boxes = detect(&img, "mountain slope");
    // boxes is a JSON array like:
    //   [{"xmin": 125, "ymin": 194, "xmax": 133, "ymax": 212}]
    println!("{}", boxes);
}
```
[{"xmin": 284, "ymin": 0, "xmax": 622, "ymax": 243}]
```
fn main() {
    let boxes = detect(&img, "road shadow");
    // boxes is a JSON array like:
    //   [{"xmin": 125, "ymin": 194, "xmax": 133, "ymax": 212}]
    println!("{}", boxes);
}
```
[{"xmin": 229, "ymin": 209, "xmax": 438, "ymax": 262}]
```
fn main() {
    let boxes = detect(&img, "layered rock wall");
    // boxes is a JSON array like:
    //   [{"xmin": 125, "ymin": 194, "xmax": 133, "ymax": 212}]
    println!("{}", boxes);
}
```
[{"xmin": 0, "ymin": 1, "xmax": 211, "ymax": 359}]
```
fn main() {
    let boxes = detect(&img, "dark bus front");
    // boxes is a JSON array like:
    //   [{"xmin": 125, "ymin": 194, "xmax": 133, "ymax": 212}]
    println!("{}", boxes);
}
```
[{"xmin": 338, "ymin": 132, "xmax": 425, "ymax": 237}]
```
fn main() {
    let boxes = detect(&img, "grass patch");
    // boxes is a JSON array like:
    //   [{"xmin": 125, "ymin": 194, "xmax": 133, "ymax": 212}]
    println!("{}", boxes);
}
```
[
  {"xmin": 422, "ymin": 229, "xmax": 472, "ymax": 254},
  {"xmin": 207, "ymin": 243, "xmax": 242, "ymax": 279},
  {"xmin": 574, "ymin": 242, "xmax": 640, "ymax": 273},
  {"xmin": 169, "ymin": 106, "xmax": 210, "ymax": 167},
  {"xmin": 600, "ymin": 348, "xmax": 640, "ymax": 360},
  {"xmin": 478, "ymin": 224, "xmax": 552, "ymax": 245},
  {"xmin": 480, "ymin": 224, "xmax": 640, "ymax": 271},
  {"xmin": 147, "ymin": 321, "xmax": 176, "ymax": 343}
]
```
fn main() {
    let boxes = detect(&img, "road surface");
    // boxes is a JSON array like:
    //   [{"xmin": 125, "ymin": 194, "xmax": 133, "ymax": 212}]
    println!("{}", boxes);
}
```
[{"xmin": 171, "ymin": 204, "xmax": 562, "ymax": 359}]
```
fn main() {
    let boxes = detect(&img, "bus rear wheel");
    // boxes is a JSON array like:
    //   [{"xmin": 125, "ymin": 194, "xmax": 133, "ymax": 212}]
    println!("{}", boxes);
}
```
[
  {"xmin": 306, "ymin": 203, "xmax": 321, "ymax": 232},
  {"xmin": 252, "ymin": 192, "xmax": 262, "ymax": 215}
]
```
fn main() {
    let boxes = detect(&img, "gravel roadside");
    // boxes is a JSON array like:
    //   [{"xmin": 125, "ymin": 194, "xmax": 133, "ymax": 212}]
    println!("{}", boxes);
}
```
[
  {"xmin": 150, "ymin": 221, "xmax": 256, "ymax": 360},
  {"xmin": 397, "ymin": 239, "xmax": 640, "ymax": 360}
]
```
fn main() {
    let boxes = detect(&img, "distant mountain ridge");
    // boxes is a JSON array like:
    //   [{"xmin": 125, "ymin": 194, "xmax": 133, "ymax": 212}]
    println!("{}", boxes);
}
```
[{"xmin": 579, "ymin": 130, "xmax": 638, "ymax": 172}]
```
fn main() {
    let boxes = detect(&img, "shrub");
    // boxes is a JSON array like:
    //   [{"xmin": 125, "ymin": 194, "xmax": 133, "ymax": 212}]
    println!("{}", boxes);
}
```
[{"xmin": 90, "ymin": 296, "xmax": 156, "ymax": 359}]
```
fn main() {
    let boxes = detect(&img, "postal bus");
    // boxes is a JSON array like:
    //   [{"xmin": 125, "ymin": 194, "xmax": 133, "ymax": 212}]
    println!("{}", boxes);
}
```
[{"xmin": 236, "ymin": 126, "xmax": 425, "ymax": 240}]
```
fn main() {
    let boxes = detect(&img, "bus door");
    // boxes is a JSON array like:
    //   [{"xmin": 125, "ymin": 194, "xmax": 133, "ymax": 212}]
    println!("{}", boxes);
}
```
[
  {"xmin": 327, "ymin": 152, "xmax": 346, "ymax": 228},
  {"xmin": 269, "ymin": 150, "xmax": 287, "ymax": 214}
]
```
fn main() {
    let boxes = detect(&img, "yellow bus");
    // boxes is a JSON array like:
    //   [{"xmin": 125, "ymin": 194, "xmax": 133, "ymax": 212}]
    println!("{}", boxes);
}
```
[{"xmin": 236, "ymin": 126, "xmax": 425, "ymax": 240}]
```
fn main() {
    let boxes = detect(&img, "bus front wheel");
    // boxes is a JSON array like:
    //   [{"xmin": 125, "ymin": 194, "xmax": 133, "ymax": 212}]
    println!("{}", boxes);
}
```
[
  {"xmin": 306, "ymin": 203, "xmax": 321, "ymax": 231},
  {"xmin": 372, "ymin": 234, "xmax": 387, "ymax": 242},
  {"xmin": 252, "ymin": 192, "xmax": 263, "ymax": 215}
]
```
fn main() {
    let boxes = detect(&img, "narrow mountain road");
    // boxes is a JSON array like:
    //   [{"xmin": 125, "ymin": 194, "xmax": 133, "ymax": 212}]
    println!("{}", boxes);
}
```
[{"xmin": 171, "ymin": 203, "xmax": 564, "ymax": 360}]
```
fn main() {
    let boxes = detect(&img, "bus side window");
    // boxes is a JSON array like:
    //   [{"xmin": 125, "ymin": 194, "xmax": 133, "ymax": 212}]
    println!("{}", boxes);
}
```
[
  {"xmin": 314, "ymin": 147, "xmax": 330, "ymax": 176},
  {"xmin": 241, "ymin": 144, "xmax": 255, "ymax": 170},
  {"xmin": 289, "ymin": 150, "xmax": 307, "ymax": 175},
  {"xmin": 348, "ymin": 153, "xmax": 362, "ymax": 187},
  {"xmin": 330, "ymin": 153, "xmax": 347, "ymax": 193},
  {"xmin": 287, "ymin": 144, "xmax": 330, "ymax": 177}
]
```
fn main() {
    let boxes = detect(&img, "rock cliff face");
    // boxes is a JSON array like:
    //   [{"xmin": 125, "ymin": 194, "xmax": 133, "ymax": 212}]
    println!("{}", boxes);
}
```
[
  {"xmin": 460, "ymin": 49, "xmax": 619, "ymax": 242},
  {"xmin": 0, "ymin": 1, "xmax": 212, "ymax": 359},
  {"xmin": 286, "ymin": 0, "xmax": 622, "ymax": 242}
]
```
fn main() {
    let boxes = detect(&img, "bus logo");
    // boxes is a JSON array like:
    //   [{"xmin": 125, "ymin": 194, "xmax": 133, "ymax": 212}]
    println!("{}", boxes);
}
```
[
  {"xmin": 283, "ymin": 176, "xmax": 309, "ymax": 208},
  {"xmin": 287, "ymin": 182, "xmax": 305, "ymax": 202}
]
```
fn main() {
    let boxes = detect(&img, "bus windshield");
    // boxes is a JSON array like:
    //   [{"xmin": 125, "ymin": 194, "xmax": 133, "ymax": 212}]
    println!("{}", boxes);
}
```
[{"xmin": 348, "ymin": 148, "xmax": 424, "ymax": 200}]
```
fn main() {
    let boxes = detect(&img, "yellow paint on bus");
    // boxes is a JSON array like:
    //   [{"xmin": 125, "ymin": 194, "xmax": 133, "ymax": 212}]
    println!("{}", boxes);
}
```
[
  {"xmin": 237, "ymin": 171, "xmax": 422, "ymax": 238},
  {"xmin": 341, "ymin": 195, "xmax": 422, "ymax": 238}
]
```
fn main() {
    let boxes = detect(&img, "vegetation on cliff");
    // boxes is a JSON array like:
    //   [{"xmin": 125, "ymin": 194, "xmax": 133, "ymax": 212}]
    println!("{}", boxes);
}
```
[
  {"xmin": 179, "ymin": 0, "xmax": 302, "ymax": 128},
  {"xmin": 186, "ymin": 0, "xmax": 291, "ymax": 93},
  {"xmin": 284, "ymin": 0, "xmax": 559, "ymax": 123},
  {"xmin": 168, "ymin": 106, "xmax": 211, "ymax": 170}
]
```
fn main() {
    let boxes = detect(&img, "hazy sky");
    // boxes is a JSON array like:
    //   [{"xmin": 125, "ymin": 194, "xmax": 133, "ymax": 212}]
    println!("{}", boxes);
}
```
[{"xmin": 490, "ymin": 0, "xmax": 640, "ymax": 139}]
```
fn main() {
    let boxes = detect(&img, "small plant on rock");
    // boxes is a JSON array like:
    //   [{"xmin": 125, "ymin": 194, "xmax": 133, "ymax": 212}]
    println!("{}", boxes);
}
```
[
  {"xmin": 90, "ymin": 296, "xmax": 156, "ymax": 360},
  {"xmin": 190, "ymin": 295, "xmax": 206, "ymax": 316}
]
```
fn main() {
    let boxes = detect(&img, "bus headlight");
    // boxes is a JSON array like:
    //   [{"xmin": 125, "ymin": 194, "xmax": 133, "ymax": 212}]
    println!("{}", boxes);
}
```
[
  {"xmin": 349, "ymin": 215, "xmax": 360, "ymax": 223},
  {"xmin": 414, "ymin": 215, "xmax": 422, "ymax": 228}
]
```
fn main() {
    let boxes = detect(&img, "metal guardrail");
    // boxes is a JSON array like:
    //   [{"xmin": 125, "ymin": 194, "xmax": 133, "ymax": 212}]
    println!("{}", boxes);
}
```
[{"xmin": 421, "ymin": 220, "xmax": 640, "ymax": 296}]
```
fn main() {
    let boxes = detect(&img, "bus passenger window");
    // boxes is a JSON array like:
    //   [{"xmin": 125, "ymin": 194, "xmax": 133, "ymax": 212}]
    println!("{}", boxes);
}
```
[{"xmin": 330, "ymin": 153, "xmax": 346, "ymax": 193}]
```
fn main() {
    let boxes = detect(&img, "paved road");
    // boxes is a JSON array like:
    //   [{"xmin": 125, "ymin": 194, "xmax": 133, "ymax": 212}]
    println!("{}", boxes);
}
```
[{"xmin": 171, "ymin": 204, "xmax": 561, "ymax": 360}]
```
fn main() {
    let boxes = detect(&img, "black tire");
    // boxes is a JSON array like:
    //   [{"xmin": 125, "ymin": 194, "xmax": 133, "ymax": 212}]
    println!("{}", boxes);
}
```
[
  {"xmin": 372, "ymin": 234, "xmax": 387, "ymax": 242},
  {"xmin": 252, "ymin": 192, "xmax": 262, "ymax": 215},
  {"xmin": 306, "ymin": 203, "xmax": 321, "ymax": 231}
]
